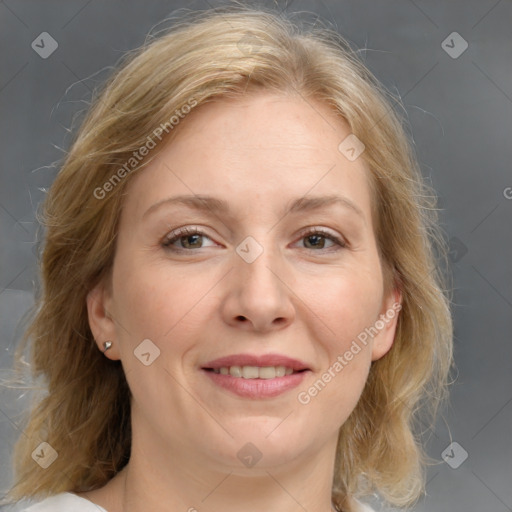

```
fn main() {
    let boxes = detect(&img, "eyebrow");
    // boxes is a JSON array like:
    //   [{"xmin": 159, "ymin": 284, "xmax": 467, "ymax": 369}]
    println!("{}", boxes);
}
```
[{"xmin": 142, "ymin": 193, "xmax": 365, "ymax": 221}]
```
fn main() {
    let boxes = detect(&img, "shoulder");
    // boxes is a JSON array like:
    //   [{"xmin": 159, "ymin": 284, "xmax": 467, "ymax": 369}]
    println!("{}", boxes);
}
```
[{"xmin": 20, "ymin": 492, "xmax": 108, "ymax": 512}]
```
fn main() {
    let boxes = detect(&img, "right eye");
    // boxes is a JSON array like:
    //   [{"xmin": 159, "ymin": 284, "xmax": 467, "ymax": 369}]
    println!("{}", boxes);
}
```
[{"xmin": 162, "ymin": 227, "xmax": 217, "ymax": 251}]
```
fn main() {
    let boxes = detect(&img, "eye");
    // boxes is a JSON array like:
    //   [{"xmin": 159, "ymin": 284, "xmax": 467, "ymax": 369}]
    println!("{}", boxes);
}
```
[
  {"xmin": 161, "ymin": 226, "xmax": 347, "ymax": 253},
  {"xmin": 162, "ymin": 227, "xmax": 217, "ymax": 251},
  {"xmin": 297, "ymin": 228, "xmax": 347, "ymax": 251}
]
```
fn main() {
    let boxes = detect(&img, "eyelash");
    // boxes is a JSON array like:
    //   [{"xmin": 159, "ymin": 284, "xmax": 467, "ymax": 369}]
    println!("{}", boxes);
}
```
[{"xmin": 161, "ymin": 226, "xmax": 347, "ymax": 252}]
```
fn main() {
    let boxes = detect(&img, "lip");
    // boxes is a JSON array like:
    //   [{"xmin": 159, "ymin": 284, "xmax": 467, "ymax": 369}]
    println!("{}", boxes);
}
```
[
  {"xmin": 201, "ymin": 353, "xmax": 311, "ymax": 372},
  {"xmin": 202, "ymin": 369, "xmax": 310, "ymax": 399},
  {"xmin": 201, "ymin": 353, "xmax": 311, "ymax": 399}
]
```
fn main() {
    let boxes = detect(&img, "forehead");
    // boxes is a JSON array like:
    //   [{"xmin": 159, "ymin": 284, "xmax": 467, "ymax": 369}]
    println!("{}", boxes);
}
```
[
  {"xmin": 122, "ymin": 91, "xmax": 374, "ymax": 222},
  {"xmin": 174, "ymin": 91, "xmax": 351, "ymax": 155}
]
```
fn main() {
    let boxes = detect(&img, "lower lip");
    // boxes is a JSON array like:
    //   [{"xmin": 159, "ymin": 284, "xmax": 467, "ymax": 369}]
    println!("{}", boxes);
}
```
[{"xmin": 202, "ymin": 369, "xmax": 309, "ymax": 398}]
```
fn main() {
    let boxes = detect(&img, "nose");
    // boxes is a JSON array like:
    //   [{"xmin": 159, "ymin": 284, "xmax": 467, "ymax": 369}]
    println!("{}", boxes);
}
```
[{"xmin": 220, "ymin": 243, "xmax": 295, "ymax": 333}]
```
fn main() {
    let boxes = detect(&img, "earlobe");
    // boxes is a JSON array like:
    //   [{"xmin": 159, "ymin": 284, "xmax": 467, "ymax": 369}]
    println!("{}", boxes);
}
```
[{"xmin": 86, "ymin": 284, "xmax": 119, "ymax": 359}]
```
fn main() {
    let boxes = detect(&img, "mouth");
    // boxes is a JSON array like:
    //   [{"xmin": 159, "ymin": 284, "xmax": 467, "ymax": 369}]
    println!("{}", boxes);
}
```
[{"xmin": 200, "ymin": 353, "xmax": 311, "ymax": 399}]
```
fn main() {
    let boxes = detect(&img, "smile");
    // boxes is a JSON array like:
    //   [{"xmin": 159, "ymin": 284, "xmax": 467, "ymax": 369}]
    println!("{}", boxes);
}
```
[{"xmin": 208, "ymin": 365, "xmax": 300, "ymax": 379}]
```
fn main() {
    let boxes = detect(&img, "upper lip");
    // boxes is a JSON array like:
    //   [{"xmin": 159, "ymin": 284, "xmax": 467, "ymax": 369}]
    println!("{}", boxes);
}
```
[{"xmin": 202, "ymin": 353, "xmax": 311, "ymax": 371}]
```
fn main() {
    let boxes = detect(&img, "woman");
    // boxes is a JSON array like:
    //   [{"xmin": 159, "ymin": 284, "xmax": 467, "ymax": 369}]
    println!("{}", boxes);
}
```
[{"xmin": 3, "ymin": 5, "xmax": 453, "ymax": 512}]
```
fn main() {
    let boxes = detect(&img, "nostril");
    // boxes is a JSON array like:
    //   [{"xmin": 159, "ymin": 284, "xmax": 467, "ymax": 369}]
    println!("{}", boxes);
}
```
[{"xmin": 236, "ymin": 315, "xmax": 247, "ymax": 321}]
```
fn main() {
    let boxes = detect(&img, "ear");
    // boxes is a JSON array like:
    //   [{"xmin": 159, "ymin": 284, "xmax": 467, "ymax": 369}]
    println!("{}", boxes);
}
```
[
  {"xmin": 371, "ymin": 287, "xmax": 402, "ymax": 362},
  {"xmin": 86, "ymin": 280, "xmax": 120, "ymax": 360}
]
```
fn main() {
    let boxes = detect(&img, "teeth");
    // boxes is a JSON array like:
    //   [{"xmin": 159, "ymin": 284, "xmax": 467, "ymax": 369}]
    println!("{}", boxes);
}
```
[
  {"xmin": 211, "ymin": 365, "xmax": 297, "ymax": 379},
  {"xmin": 230, "ymin": 366, "xmax": 242, "ymax": 378},
  {"xmin": 242, "ymin": 366, "xmax": 259, "ymax": 379}
]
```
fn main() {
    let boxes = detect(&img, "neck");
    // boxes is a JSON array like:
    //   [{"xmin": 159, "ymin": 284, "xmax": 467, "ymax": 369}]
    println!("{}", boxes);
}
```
[{"xmin": 113, "ymin": 418, "xmax": 340, "ymax": 512}]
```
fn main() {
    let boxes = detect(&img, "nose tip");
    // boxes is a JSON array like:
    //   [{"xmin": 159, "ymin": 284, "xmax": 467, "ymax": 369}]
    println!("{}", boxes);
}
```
[{"xmin": 221, "ymin": 251, "xmax": 295, "ymax": 332}]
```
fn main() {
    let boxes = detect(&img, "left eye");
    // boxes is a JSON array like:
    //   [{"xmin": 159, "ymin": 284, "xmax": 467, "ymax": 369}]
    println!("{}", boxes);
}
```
[
  {"xmin": 301, "ymin": 233, "xmax": 335, "ymax": 249},
  {"xmin": 297, "ymin": 229, "xmax": 346, "ymax": 250}
]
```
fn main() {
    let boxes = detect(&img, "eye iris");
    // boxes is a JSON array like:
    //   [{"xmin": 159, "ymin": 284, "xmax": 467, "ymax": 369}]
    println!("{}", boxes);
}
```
[
  {"xmin": 181, "ymin": 234, "xmax": 202, "ymax": 248},
  {"xmin": 305, "ymin": 234, "xmax": 325, "ymax": 249}
]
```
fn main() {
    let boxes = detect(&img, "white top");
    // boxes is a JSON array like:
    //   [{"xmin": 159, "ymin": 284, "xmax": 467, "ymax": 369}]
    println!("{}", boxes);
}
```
[
  {"xmin": 353, "ymin": 500, "xmax": 377, "ymax": 512},
  {"xmin": 21, "ymin": 492, "xmax": 376, "ymax": 512},
  {"xmin": 21, "ymin": 492, "xmax": 107, "ymax": 511}
]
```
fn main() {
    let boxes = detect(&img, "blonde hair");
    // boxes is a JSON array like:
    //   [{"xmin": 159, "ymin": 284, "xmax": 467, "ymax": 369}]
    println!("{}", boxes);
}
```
[{"xmin": 1, "ymin": 4, "xmax": 453, "ymax": 511}]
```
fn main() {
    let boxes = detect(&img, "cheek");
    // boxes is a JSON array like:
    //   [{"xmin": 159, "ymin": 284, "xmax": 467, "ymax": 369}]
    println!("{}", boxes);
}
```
[
  {"xmin": 296, "ymin": 272, "xmax": 378, "ymax": 418},
  {"xmin": 295, "ymin": 263, "xmax": 382, "ymax": 402},
  {"xmin": 110, "ymin": 257, "xmax": 204, "ymax": 401},
  {"xmin": 110, "ymin": 251, "xmax": 170, "ymax": 343},
  {"xmin": 111, "ymin": 253, "xmax": 217, "ymax": 348},
  {"xmin": 299, "ymin": 264, "xmax": 384, "ymax": 344}
]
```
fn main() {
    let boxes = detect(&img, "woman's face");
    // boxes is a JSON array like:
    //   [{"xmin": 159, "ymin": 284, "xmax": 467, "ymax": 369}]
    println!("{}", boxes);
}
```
[{"xmin": 88, "ymin": 91, "xmax": 400, "ymax": 472}]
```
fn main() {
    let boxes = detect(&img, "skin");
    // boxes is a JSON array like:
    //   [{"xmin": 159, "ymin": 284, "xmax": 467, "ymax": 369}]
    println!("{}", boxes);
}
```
[{"xmin": 83, "ymin": 91, "xmax": 401, "ymax": 512}]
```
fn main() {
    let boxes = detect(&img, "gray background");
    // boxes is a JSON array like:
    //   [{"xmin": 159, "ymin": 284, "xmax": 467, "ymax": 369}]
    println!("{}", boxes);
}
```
[{"xmin": 1, "ymin": 1, "xmax": 511, "ymax": 511}]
